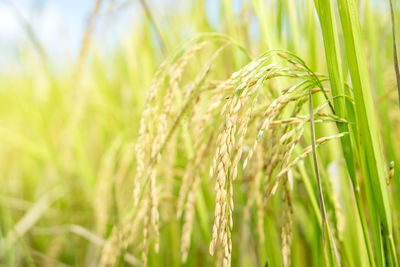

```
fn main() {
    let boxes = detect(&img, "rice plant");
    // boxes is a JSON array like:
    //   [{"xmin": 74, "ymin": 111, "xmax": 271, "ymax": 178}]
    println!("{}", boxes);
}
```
[{"xmin": 0, "ymin": 0, "xmax": 399, "ymax": 266}]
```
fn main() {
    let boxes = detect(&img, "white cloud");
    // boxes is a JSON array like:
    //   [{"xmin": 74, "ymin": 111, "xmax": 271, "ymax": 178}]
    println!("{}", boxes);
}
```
[
  {"xmin": 0, "ymin": 4, "xmax": 21, "ymax": 41},
  {"xmin": 36, "ymin": 4, "xmax": 69, "ymax": 54}
]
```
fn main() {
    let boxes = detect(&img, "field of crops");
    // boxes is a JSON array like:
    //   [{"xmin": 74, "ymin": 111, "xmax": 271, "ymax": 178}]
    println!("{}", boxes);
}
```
[{"xmin": 1, "ymin": 0, "xmax": 400, "ymax": 266}]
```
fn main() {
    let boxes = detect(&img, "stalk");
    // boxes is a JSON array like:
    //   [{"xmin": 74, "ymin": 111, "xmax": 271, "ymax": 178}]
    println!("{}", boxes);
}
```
[
  {"xmin": 336, "ymin": 0, "xmax": 397, "ymax": 265},
  {"xmin": 313, "ymin": 0, "xmax": 375, "ymax": 265}
]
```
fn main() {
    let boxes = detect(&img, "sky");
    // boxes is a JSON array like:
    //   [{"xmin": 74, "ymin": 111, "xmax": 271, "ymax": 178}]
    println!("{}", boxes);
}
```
[
  {"xmin": 0, "ymin": 0, "xmax": 244, "ymax": 58},
  {"xmin": 0, "ymin": 0, "xmax": 144, "ymax": 69},
  {"xmin": 1, "ymin": 1, "xmax": 90, "ymax": 54}
]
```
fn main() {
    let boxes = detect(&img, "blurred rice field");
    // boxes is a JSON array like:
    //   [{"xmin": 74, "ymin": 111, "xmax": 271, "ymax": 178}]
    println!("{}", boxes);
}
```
[{"xmin": 0, "ymin": 0, "xmax": 400, "ymax": 266}]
